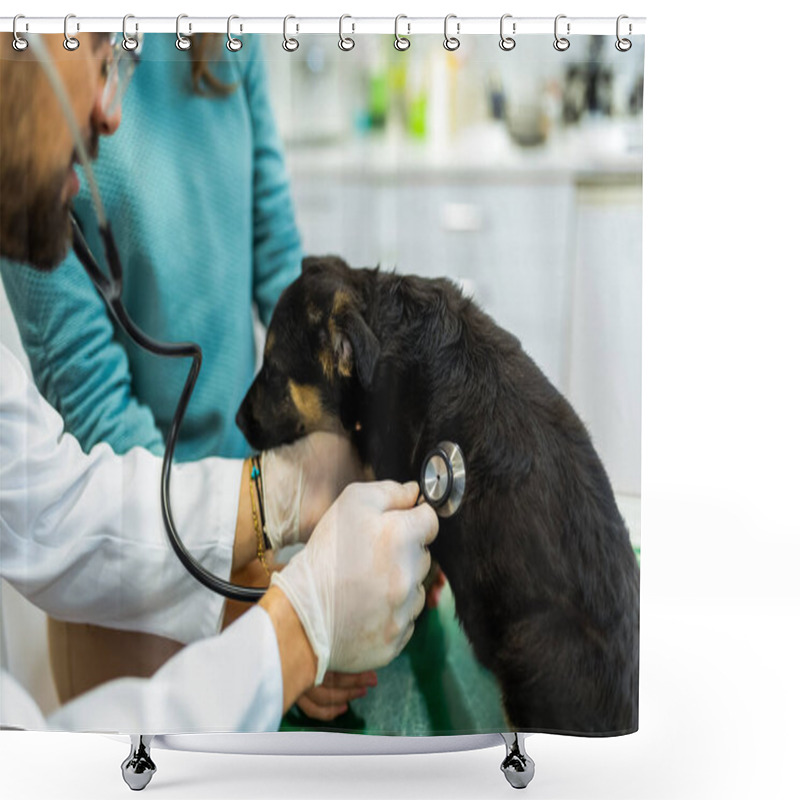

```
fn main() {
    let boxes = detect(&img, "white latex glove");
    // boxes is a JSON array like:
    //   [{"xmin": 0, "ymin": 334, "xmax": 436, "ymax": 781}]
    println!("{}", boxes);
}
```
[
  {"xmin": 271, "ymin": 481, "xmax": 439, "ymax": 685},
  {"xmin": 260, "ymin": 432, "xmax": 364, "ymax": 550}
]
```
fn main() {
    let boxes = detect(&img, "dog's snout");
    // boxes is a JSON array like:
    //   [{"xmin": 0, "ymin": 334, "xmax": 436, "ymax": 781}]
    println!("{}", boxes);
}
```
[{"xmin": 235, "ymin": 386, "xmax": 258, "ymax": 440}]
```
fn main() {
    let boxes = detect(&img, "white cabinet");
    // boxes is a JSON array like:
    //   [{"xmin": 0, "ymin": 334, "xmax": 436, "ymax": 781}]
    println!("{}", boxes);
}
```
[
  {"xmin": 290, "ymin": 174, "xmax": 575, "ymax": 388},
  {"xmin": 567, "ymin": 184, "xmax": 643, "ymax": 495}
]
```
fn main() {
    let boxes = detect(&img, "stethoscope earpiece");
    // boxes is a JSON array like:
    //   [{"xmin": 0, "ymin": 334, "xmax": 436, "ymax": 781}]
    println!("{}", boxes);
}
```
[{"xmin": 420, "ymin": 441, "xmax": 466, "ymax": 518}]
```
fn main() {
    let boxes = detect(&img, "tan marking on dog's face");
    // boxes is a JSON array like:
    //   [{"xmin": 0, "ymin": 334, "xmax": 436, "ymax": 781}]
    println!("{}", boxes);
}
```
[
  {"xmin": 288, "ymin": 380, "xmax": 323, "ymax": 426},
  {"xmin": 319, "ymin": 348, "xmax": 335, "ymax": 382},
  {"xmin": 265, "ymin": 331, "xmax": 276, "ymax": 356},
  {"xmin": 332, "ymin": 290, "xmax": 352, "ymax": 316},
  {"xmin": 327, "ymin": 317, "xmax": 353, "ymax": 378}
]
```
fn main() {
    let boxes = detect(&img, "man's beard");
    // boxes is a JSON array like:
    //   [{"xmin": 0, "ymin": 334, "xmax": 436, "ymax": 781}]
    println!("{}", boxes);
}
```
[
  {"xmin": 0, "ymin": 167, "xmax": 73, "ymax": 271},
  {"xmin": 0, "ymin": 133, "xmax": 99, "ymax": 272}
]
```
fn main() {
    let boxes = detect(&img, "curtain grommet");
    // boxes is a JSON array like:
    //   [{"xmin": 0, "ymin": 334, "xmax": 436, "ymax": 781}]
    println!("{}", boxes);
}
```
[
  {"xmin": 63, "ymin": 13, "xmax": 80, "ymax": 51},
  {"xmin": 615, "ymin": 15, "xmax": 633, "ymax": 52},
  {"xmin": 282, "ymin": 15, "xmax": 299, "ymax": 52},
  {"xmin": 176, "ymin": 14, "xmax": 192, "ymax": 51},
  {"xmin": 12, "ymin": 15, "xmax": 29, "ymax": 51},
  {"xmin": 122, "ymin": 15, "xmax": 139, "ymax": 51},
  {"xmin": 394, "ymin": 14, "xmax": 410, "ymax": 51},
  {"xmin": 227, "ymin": 15, "xmax": 243, "ymax": 52},
  {"xmin": 444, "ymin": 14, "xmax": 460, "ymax": 51},
  {"xmin": 338, "ymin": 14, "xmax": 355, "ymax": 51},
  {"xmin": 553, "ymin": 14, "xmax": 571, "ymax": 52},
  {"xmin": 499, "ymin": 14, "xmax": 516, "ymax": 51}
]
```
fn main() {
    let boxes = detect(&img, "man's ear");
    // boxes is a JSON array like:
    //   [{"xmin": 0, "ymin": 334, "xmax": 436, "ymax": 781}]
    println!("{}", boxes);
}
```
[{"xmin": 331, "ymin": 307, "xmax": 380, "ymax": 390}]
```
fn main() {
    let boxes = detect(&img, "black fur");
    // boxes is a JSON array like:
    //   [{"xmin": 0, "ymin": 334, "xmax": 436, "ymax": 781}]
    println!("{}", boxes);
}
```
[{"xmin": 237, "ymin": 256, "xmax": 640, "ymax": 735}]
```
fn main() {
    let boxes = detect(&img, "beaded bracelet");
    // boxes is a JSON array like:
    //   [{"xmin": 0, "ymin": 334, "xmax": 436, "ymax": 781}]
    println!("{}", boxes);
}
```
[{"xmin": 249, "ymin": 456, "xmax": 272, "ymax": 577}]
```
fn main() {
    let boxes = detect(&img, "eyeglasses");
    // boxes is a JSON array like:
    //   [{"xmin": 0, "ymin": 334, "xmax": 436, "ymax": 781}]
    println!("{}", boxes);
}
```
[{"xmin": 100, "ymin": 32, "xmax": 142, "ymax": 116}]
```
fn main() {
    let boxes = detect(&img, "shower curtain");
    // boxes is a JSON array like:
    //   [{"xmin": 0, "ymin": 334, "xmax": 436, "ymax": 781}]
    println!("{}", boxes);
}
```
[{"xmin": 0, "ymin": 27, "xmax": 643, "ymax": 739}]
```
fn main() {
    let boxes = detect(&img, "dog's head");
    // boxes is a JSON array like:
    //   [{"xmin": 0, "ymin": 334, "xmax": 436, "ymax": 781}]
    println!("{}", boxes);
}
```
[{"xmin": 236, "ymin": 256, "xmax": 380, "ymax": 451}]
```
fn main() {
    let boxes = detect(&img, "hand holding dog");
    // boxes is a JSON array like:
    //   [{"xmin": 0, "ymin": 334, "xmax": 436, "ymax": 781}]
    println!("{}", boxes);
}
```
[
  {"xmin": 271, "ymin": 481, "xmax": 439, "ymax": 684},
  {"xmin": 260, "ymin": 431, "xmax": 364, "ymax": 550},
  {"xmin": 296, "ymin": 669, "xmax": 379, "ymax": 720}
]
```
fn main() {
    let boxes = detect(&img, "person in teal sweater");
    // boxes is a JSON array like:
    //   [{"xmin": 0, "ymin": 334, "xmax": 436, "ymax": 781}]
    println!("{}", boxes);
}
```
[{"xmin": 1, "ymin": 33, "xmax": 300, "ymax": 461}]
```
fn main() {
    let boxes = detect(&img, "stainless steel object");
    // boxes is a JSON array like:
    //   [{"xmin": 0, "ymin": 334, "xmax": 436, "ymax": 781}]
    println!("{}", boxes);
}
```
[
  {"xmin": 554, "ymin": 14, "xmax": 571, "ymax": 51},
  {"xmin": 117, "ymin": 732, "xmax": 529, "ymax": 787},
  {"xmin": 12, "ymin": 15, "xmax": 28, "ymax": 51},
  {"xmin": 420, "ymin": 441, "xmax": 466, "ymax": 517},
  {"xmin": 394, "ymin": 15, "xmax": 410, "ymax": 51},
  {"xmin": 500, "ymin": 14, "xmax": 517, "ymax": 51},
  {"xmin": 226, "ymin": 15, "xmax": 243, "ymax": 52},
  {"xmin": 616, "ymin": 14, "xmax": 633, "ymax": 51},
  {"xmin": 121, "ymin": 735, "xmax": 156, "ymax": 791},
  {"xmin": 338, "ymin": 14, "xmax": 355, "ymax": 51},
  {"xmin": 63, "ymin": 14, "xmax": 79, "ymax": 51},
  {"xmin": 122, "ymin": 15, "xmax": 139, "ymax": 51},
  {"xmin": 282, "ymin": 15, "xmax": 299, "ymax": 52},
  {"xmin": 500, "ymin": 732, "xmax": 535, "ymax": 789},
  {"xmin": 175, "ymin": 14, "xmax": 191, "ymax": 51},
  {"xmin": 443, "ymin": 14, "xmax": 460, "ymax": 51}
]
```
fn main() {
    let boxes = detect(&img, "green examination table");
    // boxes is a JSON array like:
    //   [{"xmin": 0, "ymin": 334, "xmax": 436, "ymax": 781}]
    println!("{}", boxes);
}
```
[{"xmin": 280, "ymin": 582, "xmax": 507, "ymax": 735}]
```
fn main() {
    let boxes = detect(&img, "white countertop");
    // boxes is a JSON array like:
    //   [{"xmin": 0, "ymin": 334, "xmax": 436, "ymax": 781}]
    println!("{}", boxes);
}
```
[{"xmin": 284, "ymin": 118, "xmax": 643, "ymax": 183}]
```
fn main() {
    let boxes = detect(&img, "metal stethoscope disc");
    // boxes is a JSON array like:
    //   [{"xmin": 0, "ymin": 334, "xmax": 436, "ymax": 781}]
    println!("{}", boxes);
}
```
[{"xmin": 421, "ymin": 441, "xmax": 466, "ymax": 518}]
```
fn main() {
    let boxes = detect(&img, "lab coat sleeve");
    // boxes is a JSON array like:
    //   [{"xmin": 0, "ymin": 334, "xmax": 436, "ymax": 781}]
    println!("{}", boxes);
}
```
[
  {"xmin": 0, "ymin": 253, "xmax": 166, "ymax": 456},
  {"xmin": 44, "ymin": 607, "xmax": 283, "ymax": 733},
  {"xmin": 0, "ymin": 347, "xmax": 240, "ymax": 645},
  {"xmin": 243, "ymin": 45, "xmax": 303, "ymax": 326}
]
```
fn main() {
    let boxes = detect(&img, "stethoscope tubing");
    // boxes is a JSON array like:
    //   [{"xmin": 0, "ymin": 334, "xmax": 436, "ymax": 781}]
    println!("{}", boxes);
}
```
[{"xmin": 71, "ymin": 215, "xmax": 265, "ymax": 602}]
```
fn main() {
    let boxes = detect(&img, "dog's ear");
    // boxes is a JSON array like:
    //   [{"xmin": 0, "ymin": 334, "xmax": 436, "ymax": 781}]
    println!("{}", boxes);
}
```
[
  {"xmin": 302, "ymin": 255, "xmax": 351, "ymax": 276},
  {"xmin": 331, "ymin": 300, "xmax": 380, "ymax": 391}
]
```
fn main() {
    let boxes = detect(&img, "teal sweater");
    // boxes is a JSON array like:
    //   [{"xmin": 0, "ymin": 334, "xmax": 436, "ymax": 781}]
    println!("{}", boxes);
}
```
[{"xmin": 1, "ymin": 35, "xmax": 301, "ymax": 460}]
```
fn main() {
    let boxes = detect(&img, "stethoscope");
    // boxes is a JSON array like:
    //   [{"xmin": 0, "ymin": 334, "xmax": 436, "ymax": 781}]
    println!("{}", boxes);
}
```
[
  {"xmin": 419, "ymin": 441, "xmax": 466, "ymax": 518},
  {"xmin": 34, "ymin": 35, "xmax": 467, "ymax": 603}
]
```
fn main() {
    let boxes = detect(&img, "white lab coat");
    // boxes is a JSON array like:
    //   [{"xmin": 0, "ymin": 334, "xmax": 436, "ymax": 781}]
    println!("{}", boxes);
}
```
[{"xmin": 0, "ymin": 344, "xmax": 283, "ymax": 732}]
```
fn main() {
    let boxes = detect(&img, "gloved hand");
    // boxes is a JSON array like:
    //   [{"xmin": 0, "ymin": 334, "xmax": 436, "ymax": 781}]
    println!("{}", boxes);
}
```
[
  {"xmin": 260, "ymin": 432, "xmax": 364, "ymax": 551},
  {"xmin": 270, "ymin": 481, "xmax": 439, "ymax": 685}
]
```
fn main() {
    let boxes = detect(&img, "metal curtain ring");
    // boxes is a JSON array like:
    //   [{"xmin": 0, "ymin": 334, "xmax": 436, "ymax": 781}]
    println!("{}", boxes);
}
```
[
  {"xmin": 615, "ymin": 14, "xmax": 632, "ymax": 52},
  {"xmin": 554, "ymin": 14, "xmax": 571, "ymax": 52},
  {"xmin": 394, "ymin": 15, "xmax": 410, "ymax": 51},
  {"xmin": 176, "ymin": 14, "xmax": 192, "ymax": 51},
  {"xmin": 12, "ymin": 15, "xmax": 29, "ymax": 51},
  {"xmin": 122, "ymin": 15, "xmax": 139, "ymax": 51},
  {"xmin": 63, "ymin": 13, "xmax": 80, "ymax": 51},
  {"xmin": 499, "ymin": 14, "xmax": 516, "ymax": 51},
  {"xmin": 283, "ymin": 15, "xmax": 299, "ymax": 52},
  {"xmin": 444, "ymin": 14, "xmax": 460, "ymax": 51},
  {"xmin": 227, "ymin": 15, "xmax": 243, "ymax": 51},
  {"xmin": 338, "ymin": 14, "xmax": 355, "ymax": 51}
]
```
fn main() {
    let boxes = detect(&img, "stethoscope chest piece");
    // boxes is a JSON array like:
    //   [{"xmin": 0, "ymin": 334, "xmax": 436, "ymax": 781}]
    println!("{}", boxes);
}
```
[{"xmin": 421, "ymin": 441, "xmax": 466, "ymax": 518}]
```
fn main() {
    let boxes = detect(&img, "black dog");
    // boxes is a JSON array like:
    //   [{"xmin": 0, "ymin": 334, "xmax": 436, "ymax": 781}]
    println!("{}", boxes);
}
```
[{"xmin": 237, "ymin": 255, "xmax": 639, "ymax": 735}]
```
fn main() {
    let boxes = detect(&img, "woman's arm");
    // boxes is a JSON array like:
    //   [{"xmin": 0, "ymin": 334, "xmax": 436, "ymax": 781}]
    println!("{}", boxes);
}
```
[{"xmin": 0, "ymin": 253, "xmax": 166, "ymax": 456}]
